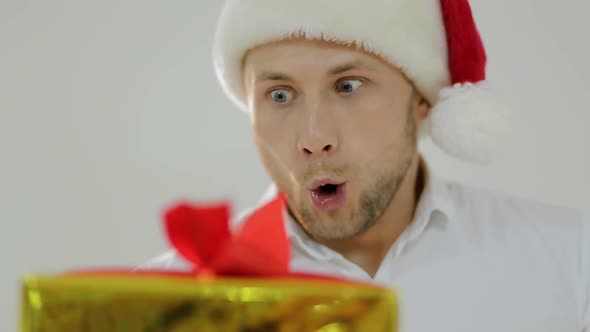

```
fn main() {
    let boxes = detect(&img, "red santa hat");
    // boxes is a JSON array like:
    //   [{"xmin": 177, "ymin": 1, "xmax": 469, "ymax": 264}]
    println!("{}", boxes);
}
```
[{"xmin": 212, "ymin": 0, "xmax": 509, "ymax": 164}]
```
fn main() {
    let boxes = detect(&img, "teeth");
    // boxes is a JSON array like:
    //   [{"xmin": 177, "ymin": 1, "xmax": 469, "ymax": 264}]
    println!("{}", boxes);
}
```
[
  {"xmin": 310, "ymin": 180, "xmax": 343, "ymax": 191},
  {"xmin": 318, "ymin": 184, "xmax": 338, "ymax": 194}
]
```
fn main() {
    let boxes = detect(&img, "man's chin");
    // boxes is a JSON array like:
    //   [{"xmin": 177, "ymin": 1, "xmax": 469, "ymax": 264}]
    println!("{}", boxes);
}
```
[{"xmin": 298, "ymin": 209, "xmax": 359, "ymax": 237}]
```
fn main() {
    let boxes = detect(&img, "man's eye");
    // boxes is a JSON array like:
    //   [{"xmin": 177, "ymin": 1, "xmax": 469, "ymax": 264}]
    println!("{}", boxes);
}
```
[
  {"xmin": 268, "ymin": 88, "xmax": 294, "ymax": 104},
  {"xmin": 336, "ymin": 79, "xmax": 364, "ymax": 94}
]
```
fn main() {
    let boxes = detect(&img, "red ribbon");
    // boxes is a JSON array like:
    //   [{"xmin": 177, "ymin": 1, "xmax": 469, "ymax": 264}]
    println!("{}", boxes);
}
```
[{"xmin": 164, "ymin": 193, "xmax": 291, "ymax": 277}]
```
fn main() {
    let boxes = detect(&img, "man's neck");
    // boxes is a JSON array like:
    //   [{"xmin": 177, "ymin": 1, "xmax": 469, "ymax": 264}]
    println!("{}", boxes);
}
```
[{"xmin": 320, "ymin": 155, "xmax": 425, "ymax": 277}]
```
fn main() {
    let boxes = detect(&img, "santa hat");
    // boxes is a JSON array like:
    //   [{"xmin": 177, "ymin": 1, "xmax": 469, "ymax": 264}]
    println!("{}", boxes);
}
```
[{"xmin": 212, "ymin": 0, "xmax": 509, "ymax": 164}]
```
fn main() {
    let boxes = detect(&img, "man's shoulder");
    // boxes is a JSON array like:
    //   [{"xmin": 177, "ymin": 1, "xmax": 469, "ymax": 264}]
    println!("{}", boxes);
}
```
[{"xmin": 445, "ymin": 178, "xmax": 586, "ymax": 235}]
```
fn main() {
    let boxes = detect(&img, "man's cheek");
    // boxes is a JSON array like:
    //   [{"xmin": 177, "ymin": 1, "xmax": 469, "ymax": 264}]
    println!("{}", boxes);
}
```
[{"xmin": 258, "ymin": 148, "xmax": 289, "ymax": 183}]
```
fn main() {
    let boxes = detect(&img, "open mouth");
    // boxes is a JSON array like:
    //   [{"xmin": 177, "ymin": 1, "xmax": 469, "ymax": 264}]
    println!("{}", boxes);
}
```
[
  {"xmin": 309, "ymin": 181, "xmax": 347, "ymax": 211},
  {"xmin": 314, "ymin": 183, "xmax": 340, "ymax": 195}
]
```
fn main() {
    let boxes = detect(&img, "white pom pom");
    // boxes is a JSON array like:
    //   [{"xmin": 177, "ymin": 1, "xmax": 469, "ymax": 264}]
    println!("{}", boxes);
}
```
[{"xmin": 429, "ymin": 81, "xmax": 510, "ymax": 164}]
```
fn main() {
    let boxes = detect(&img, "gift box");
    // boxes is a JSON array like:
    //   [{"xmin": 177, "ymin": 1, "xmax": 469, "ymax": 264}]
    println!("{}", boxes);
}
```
[
  {"xmin": 20, "ymin": 195, "xmax": 398, "ymax": 331},
  {"xmin": 21, "ymin": 272, "xmax": 397, "ymax": 331}
]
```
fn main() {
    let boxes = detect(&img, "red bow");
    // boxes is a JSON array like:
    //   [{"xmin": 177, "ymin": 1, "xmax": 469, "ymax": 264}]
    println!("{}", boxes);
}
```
[{"xmin": 164, "ymin": 194, "xmax": 290, "ymax": 277}]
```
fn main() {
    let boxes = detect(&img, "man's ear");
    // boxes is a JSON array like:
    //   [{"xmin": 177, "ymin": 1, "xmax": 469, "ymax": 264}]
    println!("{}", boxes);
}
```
[{"xmin": 414, "ymin": 91, "xmax": 431, "ymax": 121}]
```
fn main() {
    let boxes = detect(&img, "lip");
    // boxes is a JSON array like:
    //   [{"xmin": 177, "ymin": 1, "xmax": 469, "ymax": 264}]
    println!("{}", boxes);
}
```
[
  {"xmin": 308, "ymin": 178, "xmax": 346, "ymax": 190},
  {"xmin": 308, "ymin": 181, "xmax": 348, "ymax": 212}
]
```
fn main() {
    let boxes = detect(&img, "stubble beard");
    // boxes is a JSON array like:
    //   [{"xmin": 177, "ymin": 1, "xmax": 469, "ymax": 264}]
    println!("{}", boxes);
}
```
[{"xmin": 292, "ymin": 101, "xmax": 418, "ymax": 241}]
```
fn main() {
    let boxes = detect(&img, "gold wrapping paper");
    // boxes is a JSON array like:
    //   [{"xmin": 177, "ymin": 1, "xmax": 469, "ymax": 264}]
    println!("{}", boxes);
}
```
[{"xmin": 21, "ymin": 273, "xmax": 398, "ymax": 332}]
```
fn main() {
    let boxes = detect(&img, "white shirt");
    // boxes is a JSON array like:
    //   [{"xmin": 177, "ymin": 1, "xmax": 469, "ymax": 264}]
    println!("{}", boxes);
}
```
[{"xmin": 142, "ymin": 168, "xmax": 590, "ymax": 332}]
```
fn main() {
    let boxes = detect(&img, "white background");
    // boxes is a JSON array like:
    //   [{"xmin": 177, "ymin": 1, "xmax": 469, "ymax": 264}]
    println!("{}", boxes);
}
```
[{"xmin": 1, "ymin": 0, "xmax": 589, "ymax": 330}]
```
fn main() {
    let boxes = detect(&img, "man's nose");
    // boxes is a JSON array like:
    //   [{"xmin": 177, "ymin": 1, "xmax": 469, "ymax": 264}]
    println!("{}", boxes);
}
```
[{"xmin": 296, "ymin": 97, "xmax": 340, "ymax": 157}]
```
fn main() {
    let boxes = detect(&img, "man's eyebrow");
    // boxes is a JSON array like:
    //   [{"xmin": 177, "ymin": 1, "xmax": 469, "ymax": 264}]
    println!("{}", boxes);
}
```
[
  {"xmin": 255, "ymin": 72, "xmax": 294, "ymax": 83},
  {"xmin": 329, "ymin": 60, "xmax": 377, "ymax": 75}
]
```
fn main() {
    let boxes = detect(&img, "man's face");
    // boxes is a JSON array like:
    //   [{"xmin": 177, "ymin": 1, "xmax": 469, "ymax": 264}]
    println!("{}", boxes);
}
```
[{"xmin": 243, "ymin": 39, "xmax": 428, "ymax": 241}]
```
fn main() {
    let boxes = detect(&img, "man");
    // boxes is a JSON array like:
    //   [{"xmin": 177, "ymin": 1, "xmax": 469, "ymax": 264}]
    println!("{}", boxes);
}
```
[{"xmin": 143, "ymin": 0, "xmax": 590, "ymax": 330}]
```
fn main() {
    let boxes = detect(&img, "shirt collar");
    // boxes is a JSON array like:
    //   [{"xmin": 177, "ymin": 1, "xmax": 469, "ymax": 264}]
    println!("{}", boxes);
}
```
[
  {"xmin": 397, "ymin": 157, "xmax": 457, "ymax": 249},
  {"xmin": 415, "ymin": 156, "xmax": 457, "ymax": 224}
]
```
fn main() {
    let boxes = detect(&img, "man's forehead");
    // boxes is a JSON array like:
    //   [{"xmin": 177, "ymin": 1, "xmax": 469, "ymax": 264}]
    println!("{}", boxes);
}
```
[{"xmin": 243, "ymin": 38, "xmax": 390, "ymax": 74}]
